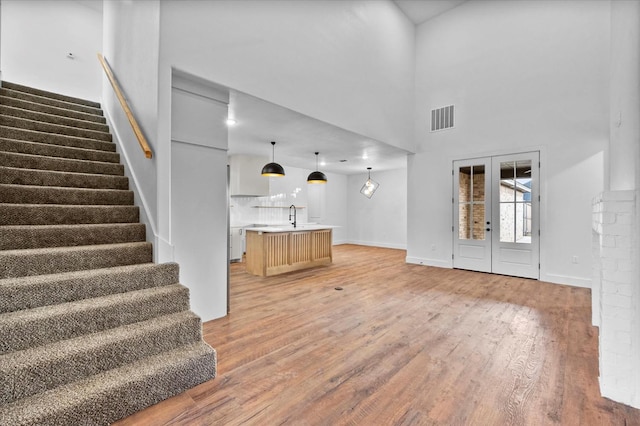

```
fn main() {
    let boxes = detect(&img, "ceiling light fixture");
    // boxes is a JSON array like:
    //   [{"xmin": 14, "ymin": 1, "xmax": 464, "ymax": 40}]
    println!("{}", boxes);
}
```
[
  {"xmin": 307, "ymin": 152, "xmax": 327, "ymax": 184},
  {"xmin": 261, "ymin": 141, "xmax": 285, "ymax": 177},
  {"xmin": 360, "ymin": 167, "xmax": 379, "ymax": 198}
]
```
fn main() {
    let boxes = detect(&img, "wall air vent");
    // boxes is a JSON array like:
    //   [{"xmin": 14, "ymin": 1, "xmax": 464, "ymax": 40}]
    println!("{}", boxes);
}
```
[{"xmin": 431, "ymin": 105, "xmax": 455, "ymax": 132}]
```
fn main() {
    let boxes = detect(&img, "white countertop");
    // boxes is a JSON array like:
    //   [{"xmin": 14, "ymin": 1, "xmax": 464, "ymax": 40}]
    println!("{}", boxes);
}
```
[{"xmin": 245, "ymin": 224, "xmax": 337, "ymax": 233}]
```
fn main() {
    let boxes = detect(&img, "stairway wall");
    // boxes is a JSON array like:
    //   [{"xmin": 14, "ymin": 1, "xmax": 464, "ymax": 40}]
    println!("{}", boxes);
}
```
[{"xmin": 0, "ymin": 0, "xmax": 103, "ymax": 101}]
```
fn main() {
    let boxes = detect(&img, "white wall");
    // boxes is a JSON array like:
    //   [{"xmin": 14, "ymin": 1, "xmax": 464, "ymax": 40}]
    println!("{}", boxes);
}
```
[
  {"xmin": 0, "ymin": 0, "xmax": 102, "ymax": 101},
  {"xmin": 595, "ymin": 0, "xmax": 640, "ymax": 408},
  {"xmin": 157, "ymin": 0, "xmax": 415, "ymax": 152},
  {"xmin": 229, "ymin": 166, "xmax": 349, "ymax": 244},
  {"xmin": 407, "ymin": 0, "xmax": 610, "ymax": 287},
  {"xmin": 347, "ymin": 167, "xmax": 407, "ymax": 249},
  {"xmin": 102, "ymin": 0, "xmax": 161, "ymax": 253},
  {"xmin": 170, "ymin": 81, "xmax": 229, "ymax": 322}
]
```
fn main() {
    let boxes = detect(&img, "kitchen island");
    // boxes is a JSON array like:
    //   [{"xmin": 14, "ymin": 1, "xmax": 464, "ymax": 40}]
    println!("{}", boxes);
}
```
[{"xmin": 244, "ymin": 225, "xmax": 333, "ymax": 277}]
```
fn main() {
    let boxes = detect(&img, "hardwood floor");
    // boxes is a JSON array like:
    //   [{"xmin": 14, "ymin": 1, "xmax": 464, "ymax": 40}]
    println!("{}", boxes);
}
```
[{"xmin": 114, "ymin": 244, "xmax": 640, "ymax": 425}]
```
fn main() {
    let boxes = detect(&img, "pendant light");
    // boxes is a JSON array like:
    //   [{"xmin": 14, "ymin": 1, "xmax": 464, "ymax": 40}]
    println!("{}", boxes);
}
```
[
  {"xmin": 307, "ymin": 152, "xmax": 327, "ymax": 184},
  {"xmin": 261, "ymin": 141, "xmax": 285, "ymax": 177},
  {"xmin": 360, "ymin": 167, "xmax": 379, "ymax": 198}
]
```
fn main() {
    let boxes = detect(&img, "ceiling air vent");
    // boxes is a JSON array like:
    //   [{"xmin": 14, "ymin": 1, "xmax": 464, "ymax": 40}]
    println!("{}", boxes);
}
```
[{"xmin": 431, "ymin": 105, "xmax": 454, "ymax": 132}]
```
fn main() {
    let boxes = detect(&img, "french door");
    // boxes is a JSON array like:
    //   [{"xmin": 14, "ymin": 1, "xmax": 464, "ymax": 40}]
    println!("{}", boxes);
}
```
[{"xmin": 453, "ymin": 152, "xmax": 539, "ymax": 279}]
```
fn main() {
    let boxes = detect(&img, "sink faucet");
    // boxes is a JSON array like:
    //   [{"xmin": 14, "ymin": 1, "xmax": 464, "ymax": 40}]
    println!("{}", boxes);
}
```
[{"xmin": 289, "ymin": 204, "xmax": 297, "ymax": 228}]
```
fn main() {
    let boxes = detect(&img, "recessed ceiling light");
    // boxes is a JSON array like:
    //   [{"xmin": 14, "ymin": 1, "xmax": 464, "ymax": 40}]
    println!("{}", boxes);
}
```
[{"xmin": 225, "ymin": 118, "xmax": 237, "ymax": 126}]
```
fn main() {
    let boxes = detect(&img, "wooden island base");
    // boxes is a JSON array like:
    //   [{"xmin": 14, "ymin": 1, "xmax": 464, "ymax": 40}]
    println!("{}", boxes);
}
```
[{"xmin": 245, "ymin": 228, "xmax": 332, "ymax": 277}]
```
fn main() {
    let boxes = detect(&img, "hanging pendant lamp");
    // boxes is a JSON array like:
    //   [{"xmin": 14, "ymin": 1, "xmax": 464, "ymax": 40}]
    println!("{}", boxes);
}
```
[
  {"xmin": 307, "ymin": 152, "xmax": 327, "ymax": 184},
  {"xmin": 360, "ymin": 167, "xmax": 379, "ymax": 198},
  {"xmin": 261, "ymin": 141, "xmax": 285, "ymax": 177}
]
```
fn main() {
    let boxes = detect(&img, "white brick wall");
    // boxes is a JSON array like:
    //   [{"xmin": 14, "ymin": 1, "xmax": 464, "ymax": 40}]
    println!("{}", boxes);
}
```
[{"xmin": 592, "ymin": 190, "xmax": 639, "ymax": 406}]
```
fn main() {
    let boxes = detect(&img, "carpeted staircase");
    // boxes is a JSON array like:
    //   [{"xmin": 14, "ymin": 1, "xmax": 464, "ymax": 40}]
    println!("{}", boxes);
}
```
[{"xmin": 0, "ymin": 81, "xmax": 217, "ymax": 425}]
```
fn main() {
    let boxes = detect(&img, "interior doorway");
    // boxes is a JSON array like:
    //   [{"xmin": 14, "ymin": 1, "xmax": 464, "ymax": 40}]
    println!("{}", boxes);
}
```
[{"xmin": 453, "ymin": 152, "xmax": 539, "ymax": 279}]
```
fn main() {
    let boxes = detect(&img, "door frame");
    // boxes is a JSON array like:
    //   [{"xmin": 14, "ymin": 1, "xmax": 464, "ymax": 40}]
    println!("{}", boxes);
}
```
[{"xmin": 452, "ymin": 151, "xmax": 541, "ymax": 280}]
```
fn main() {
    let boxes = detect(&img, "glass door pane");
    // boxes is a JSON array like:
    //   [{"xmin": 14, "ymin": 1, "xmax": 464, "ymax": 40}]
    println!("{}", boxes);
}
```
[
  {"xmin": 498, "ymin": 160, "xmax": 532, "ymax": 244},
  {"xmin": 458, "ymin": 165, "xmax": 485, "ymax": 240}
]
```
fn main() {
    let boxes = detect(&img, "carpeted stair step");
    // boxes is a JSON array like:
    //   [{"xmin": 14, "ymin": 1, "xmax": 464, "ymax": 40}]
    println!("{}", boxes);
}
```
[
  {"xmin": 0, "ymin": 310, "xmax": 204, "ymax": 404},
  {"xmin": 0, "ymin": 203, "xmax": 139, "ymax": 226},
  {"xmin": 0, "ymin": 96, "xmax": 106, "ymax": 124},
  {"xmin": 0, "ymin": 151, "xmax": 123, "ymax": 176},
  {"xmin": 0, "ymin": 87, "xmax": 103, "ymax": 116},
  {"xmin": 0, "ymin": 105, "xmax": 109, "ymax": 133},
  {"xmin": 0, "ymin": 126, "xmax": 115, "ymax": 152},
  {"xmin": 0, "ymin": 138, "xmax": 120, "ymax": 163},
  {"xmin": 0, "ymin": 284, "xmax": 191, "ymax": 354},
  {"xmin": 2, "ymin": 81, "xmax": 101, "ymax": 109},
  {"xmin": 0, "ymin": 166, "xmax": 128, "ymax": 190},
  {"xmin": 0, "ymin": 263, "xmax": 177, "ymax": 313},
  {"xmin": 0, "ymin": 184, "xmax": 133, "ymax": 205},
  {"xmin": 0, "ymin": 223, "xmax": 146, "ymax": 250},
  {"xmin": 0, "ymin": 241, "xmax": 153, "ymax": 278},
  {"xmin": 0, "ymin": 204, "xmax": 140, "ymax": 225},
  {"xmin": 0, "ymin": 341, "xmax": 217, "ymax": 426},
  {"xmin": 0, "ymin": 115, "xmax": 112, "ymax": 142}
]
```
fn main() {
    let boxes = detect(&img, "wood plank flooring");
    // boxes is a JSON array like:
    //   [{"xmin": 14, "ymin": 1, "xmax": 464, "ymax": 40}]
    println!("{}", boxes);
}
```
[{"xmin": 114, "ymin": 244, "xmax": 640, "ymax": 425}]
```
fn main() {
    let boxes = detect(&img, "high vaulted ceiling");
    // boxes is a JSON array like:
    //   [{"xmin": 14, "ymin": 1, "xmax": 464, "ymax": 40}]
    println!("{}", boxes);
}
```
[
  {"xmin": 393, "ymin": 0, "xmax": 467, "ymax": 25},
  {"xmin": 223, "ymin": 1, "xmax": 469, "ymax": 175}
]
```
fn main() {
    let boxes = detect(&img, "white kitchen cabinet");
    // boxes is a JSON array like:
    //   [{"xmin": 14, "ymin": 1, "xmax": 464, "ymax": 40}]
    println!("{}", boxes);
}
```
[
  {"xmin": 230, "ymin": 226, "xmax": 243, "ymax": 262},
  {"xmin": 229, "ymin": 155, "xmax": 269, "ymax": 197}
]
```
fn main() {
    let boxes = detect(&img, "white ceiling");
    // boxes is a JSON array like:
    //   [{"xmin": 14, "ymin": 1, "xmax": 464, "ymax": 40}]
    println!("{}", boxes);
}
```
[
  {"xmin": 227, "ymin": 1, "xmax": 469, "ymax": 175},
  {"xmin": 227, "ymin": 90, "xmax": 411, "ymax": 175},
  {"xmin": 393, "ymin": 0, "xmax": 467, "ymax": 25}
]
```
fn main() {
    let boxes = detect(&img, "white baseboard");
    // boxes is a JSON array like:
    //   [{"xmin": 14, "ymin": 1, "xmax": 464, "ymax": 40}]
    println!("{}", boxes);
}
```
[
  {"xmin": 541, "ymin": 273, "xmax": 591, "ymax": 288},
  {"xmin": 346, "ymin": 240, "xmax": 406, "ymax": 250},
  {"xmin": 405, "ymin": 256, "xmax": 452, "ymax": 269},
  {"xmin": 103, "ymin": 107, "xmax": 162, "ymax": 260},
  {"xmin": 600, "ymin": 379, "xmax": 639, "ymax": 409}
]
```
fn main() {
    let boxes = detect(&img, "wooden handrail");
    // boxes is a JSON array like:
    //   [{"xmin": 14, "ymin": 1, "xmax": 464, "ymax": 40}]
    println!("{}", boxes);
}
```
[{"xmin": 97, "ymin": 53, "xmax": 153, "ymax": 159}]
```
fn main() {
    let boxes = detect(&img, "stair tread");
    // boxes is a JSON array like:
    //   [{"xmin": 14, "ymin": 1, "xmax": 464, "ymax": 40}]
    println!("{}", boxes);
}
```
[
  {"xmin": 0, "ymin": 125, "xmax": 116, "ymax": 152},
  {"xmin": 0, "ymin": 283, "xmax": 190, "ymax": 354},
  {"xmin": 0, "ymin": 87, "xmax": 103, "ymax": 116},
  {"xmin": 0, "ymin": 151, "xmax": 124, "ymax": 175},
  {"xmin": 0, "ymin": 166, "xmax": 129, "ymax": 190},
  {"xmin": 0, "ymin": 262, "xmax": 173, "ymax": 287},
  {"xmin": 0, "ymin": 138, "xmax": 120, "ymax": 163},
  {"xmin": 0, "ymin": 96, "xmax": 106, "ymax": 124},
  {"xmin": 0, "ymin": 310, "xmax": 202, "ymax": 404},
  {"xmin": 0, "ymin": 241, "xmax": 153, "ymax": 279},
  {"xmin": 0, "ymin": 105, "xmax": 109, "ymax": 132},
  {"xmin": 0, "ymin": 223, "xmax": 146, "ymax": 250},
  {"xmin": 0, "ymin": 165, "xmax": 126, "ymax": 179},
  {"xmin": 0, "ymin": 203, "xmax": 139, "ymax": 226},
  {"xmin": 1, "ymin": 223, "xmax": 144, "ymax": 230},
  {"xmin": 2, "ymin": 311, "xmax": 199, "ymax": 368},
  {"xmin": 0, "ymin": 263, "xmax": 180, "ymax": 314},
  {"xmin": 0, "ymin": 115, "xmax": 112, "ymax": 142},
  {"xmin": 0, "ymin": 240, "xmax": 151, "ymax": 256},
  {"xmin": 0, "ymin": 342, "xmax": 216, "ymax": 426},
  {"xmin": 1, "ymin": 82, "xmax": 101, "ymax": 109},
  {"xmin": 0, "ymin": 183, "xmax": 133, "ymax": 195}
]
